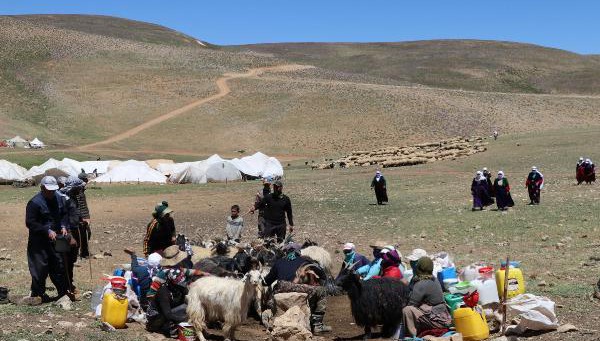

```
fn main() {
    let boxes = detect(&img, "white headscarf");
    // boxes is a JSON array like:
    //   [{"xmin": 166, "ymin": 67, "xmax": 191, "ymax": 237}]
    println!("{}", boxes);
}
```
[
  {"xmin": 375, "ymin": 170, "xmax": 382, "ymax": 181},
  {"xmin": 497, "ymin": 171, "xmax": 504, "ymax": 179}
]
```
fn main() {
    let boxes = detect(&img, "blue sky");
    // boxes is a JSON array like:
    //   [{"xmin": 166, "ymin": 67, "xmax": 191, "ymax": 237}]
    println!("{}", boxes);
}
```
[{"xmin": 2, "ymin": 1, "xmax": 599, "ymax": 54}]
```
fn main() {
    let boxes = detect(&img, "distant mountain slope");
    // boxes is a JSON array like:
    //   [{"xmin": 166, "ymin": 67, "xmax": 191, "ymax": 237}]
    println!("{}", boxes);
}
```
[
  {"xmin": 8, "ymin": 14, "xmax": 203, "ymax": 47},
  {"xmin": 238, "ymin": 40, "xmax": 600, "ymax": 94}
]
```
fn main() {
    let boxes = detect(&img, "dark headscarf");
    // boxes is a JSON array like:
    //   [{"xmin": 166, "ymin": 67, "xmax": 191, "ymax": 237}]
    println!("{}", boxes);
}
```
[{"xmin": 414, "ymin": 256, "xmax": 434, "ymax": 282}]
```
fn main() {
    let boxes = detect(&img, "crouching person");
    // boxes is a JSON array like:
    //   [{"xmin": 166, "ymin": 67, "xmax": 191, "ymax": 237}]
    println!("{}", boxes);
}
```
[
  {"xmin": 402, "ymin": 257, "xmax": 452, "ymax": 338},
  {"xmin": 264, "ymin": 243, "xmax": 332, "ymax": 334},
  {"xmin": 146, "ymin": 245, "xmax": 209, "ymax": 338}
]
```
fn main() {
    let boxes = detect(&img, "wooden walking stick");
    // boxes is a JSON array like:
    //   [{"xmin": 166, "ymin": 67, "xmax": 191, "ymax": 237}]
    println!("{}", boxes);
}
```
[{"xmin": 501, "ymin": 256, "xmax": 510, "ymax": 335}]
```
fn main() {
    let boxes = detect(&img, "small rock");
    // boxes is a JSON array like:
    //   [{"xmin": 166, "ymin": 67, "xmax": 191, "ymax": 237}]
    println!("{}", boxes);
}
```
[
  {"xmin": 74, "ymin": 322, "xmax": 87, "ymax": 330},
  {"xmin": 557, "ymin": 324, "xmax": 578, "ymax": 333},
  {"xmin": 541, "ymin": 235, "xmax": 549, "ymax": 241},
  {"xmin": 82, "ymin": 291, "xmax": 93, "ymax": 299},
  {"xmin": 473, "ymin": 225, "xmax": 481, "ymax": 230},
  {"xmin": 100, "ymin": 321, "xmax": 116, "ymax": 332},
  {"xmin": 555, "ymin": 242, "xmax": 565, "ymax": 249},
  {"xmin": 103, "ymin": 251, "xmax": 112, "ymax": 257},
  {"xmin": 57, "ymin": 321, "xmax": 74, "ymax": 329},
  {"xmin": 53, "ymin": 295, "xmax": 72, "ymax": 311},
  {"xmin": 93, "ymin": 254, "xmax": 104, "ymax": 260},
  {"xmin": 537, "ymin": 280, "xmax": 547, "ymax": 287}
]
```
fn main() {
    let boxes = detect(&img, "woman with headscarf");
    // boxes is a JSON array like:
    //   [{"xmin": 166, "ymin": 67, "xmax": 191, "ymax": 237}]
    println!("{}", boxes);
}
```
[
  {"xmin": 525, "ymin": 166, "xmax": 544, "ymax": 205},
  {"xmin": 376, "ymin": 246, "xmax": 403, "ymax": 279},
  {"xmin": 493, "ymin": 171, "xmax": 514, "ymax": 211},
  {"xmin": 335, "ymin": 243, "xmax": 370, "ymax": 281},
  {"xmin": 471, "ymin": 171, "xmax": 494, "ymax": 211},
  {"xmin": 370, "ymin": 170, "xmax": 388, "ymax": 205},
  {"xmin": 146, "ymin": 245, "xmax": 209, "ymax": 337},
  {"xmin": 143, "ymin": 201, "xmax": 176, "ymax": 257},
  {"xmin": 356, "ymin": 242, "xmax": 387, "ymax": 281},
  {"xmin": 402, "ymin": 257, "xmax": 452, "ymax": 338}
]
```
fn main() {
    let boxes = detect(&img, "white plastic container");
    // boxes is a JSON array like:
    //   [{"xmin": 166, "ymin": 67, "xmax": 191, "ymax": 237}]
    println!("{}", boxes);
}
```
[
  {"xmin": 462, "ymin": 265, "xmax": 479, "ymax": 282},
  {"xmin": 471, "ymin": 278, "xmax": 500, "ymax": 305}
]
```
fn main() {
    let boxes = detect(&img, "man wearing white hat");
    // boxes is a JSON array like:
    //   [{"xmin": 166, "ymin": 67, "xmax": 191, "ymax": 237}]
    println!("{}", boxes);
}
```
[
  {"xmin": 25, "ymin": 176, "xmax": 70, "ymax": 303},
  {"xmin": 335, "ymin": 243, "xmax": 370, "ymax": 281}
]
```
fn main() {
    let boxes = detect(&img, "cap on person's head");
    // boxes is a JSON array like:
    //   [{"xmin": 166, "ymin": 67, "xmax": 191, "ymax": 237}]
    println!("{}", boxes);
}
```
[
  {"xmin": 483, "ymin": 167, "xmax": 488, "ymax": 171},
  {"xmin": 369, "ymin": 241, "xmax": 388, "ymax": 249},
  {"xmin": 343, "ymin": 242, "xmax": 355, "ymax": 251},
  {"xmin": 282, "ymin": 242, "xmax": 301, "ymax": 252},
  {"xmin": 160, "ymin": 245, "xmax": 187, "ymax": 267},
  {"xmin": 532, "ymin": 166, "xmax": 537, "ymax": 171},
  {"xmin": 147, "ymin": 253, "xmax": 162, "ymax": 267},
  {"xmin": 154, "ymin": 202, "xmax": 173, "ymax": 218},
  {"xmin": 273, "ymin": 180, "xmax": 283, "ymax": 187},
  {"xmin": 40, "ymin": 176, "xmax": 59, "ymax": 191},
  {"xmin": 407, "ymin": 248, "xmax": 428, "ymax": 261}
]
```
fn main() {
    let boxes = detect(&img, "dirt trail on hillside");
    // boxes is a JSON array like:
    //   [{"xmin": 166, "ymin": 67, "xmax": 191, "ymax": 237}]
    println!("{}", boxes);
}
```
[{"xmin": 78, "ymin": 64, "xmax": 312, "ymax": 150}]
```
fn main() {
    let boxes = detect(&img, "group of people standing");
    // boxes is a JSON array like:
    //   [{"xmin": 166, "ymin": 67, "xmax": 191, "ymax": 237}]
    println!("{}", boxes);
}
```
[
  {"xmin": 576, "ymin": 157, "xmax": 596, "ymax": 185},
  {"xmin": 24, "ymin": 172, "xmax": 91, "ymax": 303},
  {"xmin": 471, "ymin": 166, "xmax": 545, "ymax": 210}
]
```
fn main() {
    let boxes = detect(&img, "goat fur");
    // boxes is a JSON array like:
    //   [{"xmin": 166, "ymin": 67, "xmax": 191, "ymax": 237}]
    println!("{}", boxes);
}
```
[
  {"xmin": 300, "ymin": 246, "xmax": 332, "ymax": 274},
  {"xmin": 186, "ymin": 270, "xmax": 263, "ymax": 341}
]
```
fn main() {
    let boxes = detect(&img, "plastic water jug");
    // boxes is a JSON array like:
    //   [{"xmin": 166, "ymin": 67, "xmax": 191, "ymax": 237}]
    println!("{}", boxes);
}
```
[
  {"xmin": 471, "ymin": 278, "xmax": 500, "ymax": 305},
  {"xmin": 496, "ymin": 266, "xmax": 525, "ymax": 299},
  {"xmin": 462, "ymin": 265, "xmax": 479, "ymax": 282},
  {"xmin": 453, "ymin": 307, "xmax": 490, "ymax": 341},
  {"xmin": 100, "ymin": 292, "xmax": 128, "ymax": 328},
  {"xmin": 437, "ymin": 267, "xmax": 457, "ymax": 290}
]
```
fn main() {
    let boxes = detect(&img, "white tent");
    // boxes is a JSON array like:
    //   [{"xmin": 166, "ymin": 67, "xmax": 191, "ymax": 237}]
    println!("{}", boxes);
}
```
[
  {"xmin": 230, "ymin": 158, "xmax": 261, "ymax": 177},
  {"xmin": 22, "ymin": 158, "xmax": 80, "ymax": 183},
  {"xmin": 169, "ymin": 161, "xmax": 208, "ymax": 184},
  {"xmin": 0, "ymin": 160, "xmax": 27, "ymax": 183},
  {"xmin": 262, "ymin": 157, "xmax": 284, "ymax": 178},
  {"xmin": 7, "ymin": 136, "xmax": 28, "ymax": 148},
  {"xmin": 206, "ymin": 161, "xmax": 242, "ymax": 182},
  {"xmin": 80, "ymin": 161, "xmax": 111, "ymax": 175},
  {"xmin": 157, "ymin": 162, "xmax": 191, "ymax": 176},
  {"xmin": 93, "ymin": 160, "xmax": 166, "ymax": 183},
  {"xmin": 236, "ymin": 152, "xmax": 284, "ymax": 178},
  {"xmin": 29, "ymin": 138, "xmax": 45, "ymax": 148}
]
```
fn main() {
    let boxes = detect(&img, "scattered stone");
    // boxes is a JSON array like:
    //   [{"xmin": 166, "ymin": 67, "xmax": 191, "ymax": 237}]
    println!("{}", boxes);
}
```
[
  {"xmin": 473, "ymin": 225, "xmax": 481, "ymax": 230},
  {"xmin": 57, "ymin": 321, "xmax": 74, "ymax": 329},
  {"xmin": 100, "ymin": 321, "xmax": 116, "ymax": 332},
  {"xmin": 74, "ymin": 322, "xmax": 87, "ymax": 330},
  {"xmin": 557, "ymin": 324, "xmax": 578, "ymax": 333},
  {"xmin": 537, "ymin": 280, "xmax": 547, "ymax": 287},
  {"xmin": 103, "ymin": 251, "xmax": 112, "ymax": 257},
  {"xmin": 54, "ymin": 295, "xmax": 72, "ymax": 311},
  {"xmin": 541, "ymin": 235, "xmax": 549, "ymax": 241},
  {"xmin": 555, "ymin": 242, "xmax": 565, "ymax": 249},
  {"xmin": 93, "ymin": 254, "xmax": 104, "ymax": 260},
  {"xmin": 82, "ymin": 291, "xmax": 93, "ymax": 299},
  {"xmin": 274, "ymin": 292, "xmax": 310, "ymax": 329}
]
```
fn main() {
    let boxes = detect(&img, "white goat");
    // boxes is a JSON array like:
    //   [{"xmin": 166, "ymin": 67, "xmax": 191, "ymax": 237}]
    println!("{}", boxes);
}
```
[
  {"xmin": 300, "ymin": 246, "xmax": 333, "ymax": 274},
  {"xmin": 186, "ymin": 270, "xmax": 263, "ymax": 341}
]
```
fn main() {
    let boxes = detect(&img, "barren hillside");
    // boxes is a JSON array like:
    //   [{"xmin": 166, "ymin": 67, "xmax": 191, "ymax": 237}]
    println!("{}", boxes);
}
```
[{"xmin": 1, "ymin": 15, "xmax": 599, "ymax": 158}]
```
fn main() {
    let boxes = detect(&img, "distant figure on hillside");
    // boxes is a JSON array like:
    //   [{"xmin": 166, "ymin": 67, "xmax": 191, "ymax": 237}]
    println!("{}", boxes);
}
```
[
  {"xmin": 493, "ymin": 171, "xmax": 514, "ymax": 211},
  {"xmin": 582, "ymin": 159, "xmax": 596, "ymax": 184},
  {"xmin": 371, "ymin": 170, "xmax": 388, "ymax": 205},
  {"xmin": 576, "ymin": 157, "xmax": 585, "ymax": 184},
  {"xmin": 471, "ymin": 171, "xmax": 494, "ymax": 211},
  {"xmin": 493, "ymin": 130, "xmax": 498, "ymax": 140},
  {"xmin": 525, "ymin": 166, "xmax": 544, "ymax": 205},
  {"xmin": 251, "ymin": 180, "xmax": 294, "ymax": 242}
]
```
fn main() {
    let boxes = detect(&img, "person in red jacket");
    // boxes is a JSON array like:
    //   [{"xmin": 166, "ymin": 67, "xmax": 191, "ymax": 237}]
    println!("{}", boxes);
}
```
[{"xmin": 377, "ymin": 247, "xmax": 403, "ymax": 279}]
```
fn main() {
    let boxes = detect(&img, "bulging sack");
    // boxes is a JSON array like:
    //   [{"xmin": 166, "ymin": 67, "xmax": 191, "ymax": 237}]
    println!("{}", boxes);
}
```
[{"xmin": 506, "ymin": 294, "xmax": 558, "ymax": 333}]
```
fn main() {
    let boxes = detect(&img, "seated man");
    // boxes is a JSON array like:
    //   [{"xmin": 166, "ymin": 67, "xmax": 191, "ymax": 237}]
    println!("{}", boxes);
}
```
[
  {"xmin": 402, "ymin": 257, "xmax": 451, "ymax": 338},
  {"xmin": 264, "ymin": 243, "xmax": 332, "ymax": 333}
]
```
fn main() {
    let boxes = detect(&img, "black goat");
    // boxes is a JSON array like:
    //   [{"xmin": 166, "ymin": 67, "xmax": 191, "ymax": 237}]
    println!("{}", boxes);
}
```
[{"xmin": 336, "ymin": 266, "xmax": 410, "ymax": 340}]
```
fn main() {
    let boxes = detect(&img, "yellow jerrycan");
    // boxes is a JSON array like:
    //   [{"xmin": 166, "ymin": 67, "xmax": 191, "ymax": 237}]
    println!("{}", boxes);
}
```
[
  {"xmin": 101, "ymin": 292, "xmax": 128, "ymax": 329},
  {"xmin": 496, "ymin": 266, "xmax": 525, "ymax": 299},
  {"xmin": 453, "ymin": 307, "xmax": 489, "ymax": 341}
]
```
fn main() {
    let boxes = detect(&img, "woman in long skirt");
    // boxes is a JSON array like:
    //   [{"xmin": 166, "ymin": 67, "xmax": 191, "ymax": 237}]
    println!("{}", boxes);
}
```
[
  {"xmin": 493, "ymin": 171, "xmax": 514, "ymax": 211},
  {"xmin": 471, "ymin": 171, "xmax": 494, "ymax": 210},
  {"xmin": 371, "ymin": 170, "xmax": 388, "ymax": 205}
]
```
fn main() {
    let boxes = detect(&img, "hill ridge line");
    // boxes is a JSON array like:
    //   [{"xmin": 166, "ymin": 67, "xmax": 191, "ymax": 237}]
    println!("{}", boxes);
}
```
[{"xmin": 78, "ymin": 64, "xmax": 311, "ymax": 150}]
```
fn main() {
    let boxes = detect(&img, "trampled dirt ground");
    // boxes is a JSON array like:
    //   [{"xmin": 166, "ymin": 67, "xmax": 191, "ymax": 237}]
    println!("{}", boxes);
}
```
[{"xmin": 1, "ymin": 128, "xmax": 600, "ymax": 340}]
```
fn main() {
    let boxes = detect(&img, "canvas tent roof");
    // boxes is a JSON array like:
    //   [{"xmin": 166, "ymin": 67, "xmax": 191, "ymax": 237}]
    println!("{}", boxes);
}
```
[
  {"xmin": 0, "ymin": 160, "xmax": 27, "ymax": 183},
  {"xmin": 80, "ymin": 161, "xmax": 111, "ymax": 175},
  {"xmin": 168, "ymin": 161, "xmax": 207, "ymax": 184},
  {"xmin": 168, "ymin": 155, "xmax": 242, "ymax": 184},
  {"xmin": 30, "ymin": 138, "xmax": 45, "ymax": 147},
  {"xmin": 93, "ymin": 160, "xmax": 166, "ymax": 183},
  {"xmin": 206, "ymin": 161, "xmax": 242, "ymax": 183},
  {"xmin": 22, "ymin": 158, "xmax": 80, "ymax": 183},
  {"xmin": 236, "ymin": 152, "xmax": 284, "ymax": 178},
  {"xmin": 145, "ymin": 159, "xmax": 173, "ymax": 170},
  {"xmin": 7, "ymin": 136, "xmax": 27, "ymax": 143}
]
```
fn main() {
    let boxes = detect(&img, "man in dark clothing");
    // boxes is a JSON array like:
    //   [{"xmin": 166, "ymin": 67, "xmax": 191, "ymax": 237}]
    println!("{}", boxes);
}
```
[
  {"xmin": 252, "ymin": 178, "xmax": 272, "ymax": 236},
  {"xmin": 76, "ymin": 171, "xmax": 91, "ymax": 258},
  {"xmin": 57, "ymin": 176, "xmax": 84, "ymax": 294},
  {"xmin": 144, "ymin": 202, "xmax": 176, "ymax": 256},
  {"xmin": 264, "ymin": 243, "xmax": 331, "ymax": 334},
  {"xmin": 252, "ymin": 180, "xmax": 293, "ymax": 242},
  {"xmin": 25, "ymin": 176, "xmax": 70, "ymax": 302}
]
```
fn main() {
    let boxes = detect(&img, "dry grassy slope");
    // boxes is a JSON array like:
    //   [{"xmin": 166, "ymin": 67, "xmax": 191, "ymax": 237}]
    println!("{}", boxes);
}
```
[
  {"xmin": 237, "ymin": 40, "xmax": 600, "ymax": 94},
  {"xmin": 0, "ymin": 15, "xmax": 277, "ymax": 143}
]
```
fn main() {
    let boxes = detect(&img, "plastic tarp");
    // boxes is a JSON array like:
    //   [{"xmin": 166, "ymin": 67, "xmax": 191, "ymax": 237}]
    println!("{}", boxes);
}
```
[
  {"xmin": 237, "ymin": 152, "xmax": 284, "ymax": 178},
  {"xmin": 22, "ymin": 158, "xmax": 80, "ymax": 183},
  {"xmin": 157, "ymin": 162, "xmax": 190, "ymax": 176},
  {"xmin": 168, "ymin": 161, "xmax": 208, "ymax": 184},
  {"xmin": 230, "ymin": 158, "xmax": 261, "ymax": 177},
  {"xmin": 506, "ymin": 294, "xmax": 559, "ymax": 334},
  {"xmin": 262, "ymin": 157, "xmax": 284, "ymax": 178},
  {"xmin": 93, "ymin": 160, "xmax": 166, "ymax": 183},
  {"xmin": 206, "ymin": 161, "xmax": 242, "ymax": 182},
  {"xmin": 0, "ymin": 160, "xmax": 27, "ymax": 183}
]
